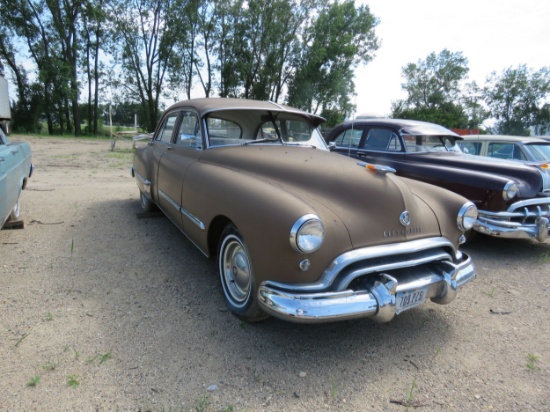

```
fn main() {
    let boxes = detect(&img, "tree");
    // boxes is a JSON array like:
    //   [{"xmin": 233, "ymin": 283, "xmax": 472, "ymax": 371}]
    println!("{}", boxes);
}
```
[
  {"xmin": 109, "ymin": 0, "xmax": 187, "ymax": 132},
  {"xmin": 483, "ymin": 65, "xmax": 550, "ymax": 135},
  {"xmin": 287, "ymin": 0, "xmax": 379, "ymax": 115},
  {"xmin": 391, "ymin": 49, "xmax": 470, "ymax": 128}
]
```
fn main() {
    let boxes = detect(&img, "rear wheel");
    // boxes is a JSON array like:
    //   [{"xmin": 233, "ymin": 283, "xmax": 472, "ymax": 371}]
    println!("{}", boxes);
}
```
[
  {"xmin": 140, "ymin": 190, "xmax": 156, "ymax": 212},
  {"xmin": 7, "ymin": 197, "xmax": 21, "ymax": 222},
  {"xmin": 218, "ymin": 224, "xmax": 268, "ymax": 322}
]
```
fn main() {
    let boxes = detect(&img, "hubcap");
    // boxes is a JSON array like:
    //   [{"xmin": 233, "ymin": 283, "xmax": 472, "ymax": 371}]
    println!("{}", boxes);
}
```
[{"xmin": 222, "ymin": 237, "xmax": 251, "ymax": 305}]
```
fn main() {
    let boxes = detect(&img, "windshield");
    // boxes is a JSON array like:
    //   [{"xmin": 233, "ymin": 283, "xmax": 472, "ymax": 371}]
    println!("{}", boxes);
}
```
[
  {"xmin": 403, "ymin": 135, "xmax": 461, "ymax": 153},
  {"xmin": 525, "ymin": 144, "xmax": 550, "ymax": 162},
  {"xmin": 206, "ymin": 110, "xmax": 327, "ymax": 150}
]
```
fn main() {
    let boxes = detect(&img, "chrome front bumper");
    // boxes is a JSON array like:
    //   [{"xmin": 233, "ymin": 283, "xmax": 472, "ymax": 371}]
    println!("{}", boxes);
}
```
[
  {"xmin": 475, "ymin": 198, "xmax": 550, "ymax": 242},
  {"xmin": 257, "ymin": 239, "xmax": 475, "ymax": 324}
]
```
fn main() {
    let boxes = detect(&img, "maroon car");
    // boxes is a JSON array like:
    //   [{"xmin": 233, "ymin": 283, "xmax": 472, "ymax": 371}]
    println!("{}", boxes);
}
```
[
  {"xmin": 326, "ymin": 119, "xmax": 550, "ymax": 242},
  {"xmin": 132, "ymin": 99, "xmax": 477, "ymax": 323}
]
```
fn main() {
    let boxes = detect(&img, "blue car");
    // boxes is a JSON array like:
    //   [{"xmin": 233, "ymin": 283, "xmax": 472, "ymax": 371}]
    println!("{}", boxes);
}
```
[{"xmin": 0, "ymin": 128, "xmax": 33, "ymax": 228}]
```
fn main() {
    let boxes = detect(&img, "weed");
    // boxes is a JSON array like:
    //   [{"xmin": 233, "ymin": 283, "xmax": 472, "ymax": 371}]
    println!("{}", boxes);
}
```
[
  {"xmin": 527, "ymin": 353, "xmax": 540, "ymax": 370},
  {"xmin": 67, "ymin": 375, "xmax": 80, "ymax": 388},
  {"xmin": 27, "ymin": 375, "xmax": 40, "ymax": 387},
  {"xmin": 99, "ymin": 352, "xmax": 112, "ymax": 364},
  {"xmin": 15, "ymin": 333, "xmax": 28, "ymax": 347},
  {"xmin": 330, "ymin": 381, "xmax": 341, "ymax": 399},
  {"xmin": 195, "ymin": 395, "xmax": 209, "ymax": 412},
  {"xmin": 406, "ymin": 378, "xmax": 417, "ymax": 407},
  {"xmin": 46, "ymin": 312, "xmax": 54, "ymax": 321},
  {"xmin": 538, "ymin": 252, "xmax": 550, "ymax": 264},
  {"xmin": 482, "ymin": 287, "xmax": 496, "ymax": 298},
  {"xmin": 42, "ymin": 360, "xmax": 58, "ymax": 371},
  {"xmin": 220, "ymin": 406, "xmax": 234, "ymax": 412},
  {"xmin": 73, "ymin": 347, "xmax": 80, "ymax": 361},
  {"xmin": 88, "ymin": 352, "xmax": 113, "ymax": 364}
]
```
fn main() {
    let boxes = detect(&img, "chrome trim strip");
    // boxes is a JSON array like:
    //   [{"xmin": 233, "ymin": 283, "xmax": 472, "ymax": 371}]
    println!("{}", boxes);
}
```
[
  {"xmin": 475, "ymin": 198, "xmax": 550, "ymax": 241},
  {"xmin": 321, "ymin": 237, "xmax": 455, "ymax": 290},
  {"xmin": 257, "ymin": 252, "xmax": 474, "ymax": 324},
  {"xmin": 158, "ymin": 189, "xmax": 205, "ymax": 230},
  {"xmin": 264, "ymin": 237, "xmax": 456, "ymax": 294},
  {"xmin": 135, "ymin": 170, "xmax": 151, "ymax": 187},
  {"xmin": 507, "ymin": 197, "xmax": 550, "ymax": 211},
  {"xmin": 180, "ymin": 206, "xmax": 206, "ymax": 230}
]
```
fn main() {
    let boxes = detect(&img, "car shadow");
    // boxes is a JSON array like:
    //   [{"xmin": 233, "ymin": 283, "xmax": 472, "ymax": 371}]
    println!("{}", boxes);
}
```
[{"xmin": 77, "ymin": 198, "xmax": 459, "ymax": 371}]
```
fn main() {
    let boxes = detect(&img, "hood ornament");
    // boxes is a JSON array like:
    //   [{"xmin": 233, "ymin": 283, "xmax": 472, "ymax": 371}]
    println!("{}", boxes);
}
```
[{"xmin": 399, "ymin": 211, "xmax": 411, "ymax": 227}]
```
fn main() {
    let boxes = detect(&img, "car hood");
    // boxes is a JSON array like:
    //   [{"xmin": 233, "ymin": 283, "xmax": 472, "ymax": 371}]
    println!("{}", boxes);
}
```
[
  {"xmin": 201, "ymin": 145, "xmax": 445, "ymax": 248},
  {"xmin": 405, "ymin": 151, "xmax": 543, "ymax": 194}
]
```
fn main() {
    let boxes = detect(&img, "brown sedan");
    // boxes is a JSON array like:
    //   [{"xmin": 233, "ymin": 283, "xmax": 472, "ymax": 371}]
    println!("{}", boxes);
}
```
[{"xmin": 132, "ymin": 98, "xmax": 477, "ymax": 323}]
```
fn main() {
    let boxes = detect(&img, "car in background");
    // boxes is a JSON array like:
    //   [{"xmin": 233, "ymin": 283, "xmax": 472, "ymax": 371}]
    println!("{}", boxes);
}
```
[
  {"xmin": 458, "ymin": 135, "xmax": 550, "ymax": 163},
  {"xmin": 325, "ymin": 118, "xmax": 550, "ymax": 242},
  {"xmin": 132, "ymin": 98, "xmax": 477, "ymax": 324},
  {"xmin": 0, "ymin": 127, "xmax": 33, "ymax": 228}
]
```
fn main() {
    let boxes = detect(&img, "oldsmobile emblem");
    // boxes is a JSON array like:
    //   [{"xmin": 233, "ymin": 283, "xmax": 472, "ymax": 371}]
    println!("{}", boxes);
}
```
[{"xmin": 399, "ymin": 211, "xmax": 411, "ymax": 227}]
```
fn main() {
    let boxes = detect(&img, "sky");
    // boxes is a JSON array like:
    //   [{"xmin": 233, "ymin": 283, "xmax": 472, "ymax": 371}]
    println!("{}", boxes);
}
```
[{"xmin": 353, "ymin": 0, "xmax": 550, "ymax": 117}]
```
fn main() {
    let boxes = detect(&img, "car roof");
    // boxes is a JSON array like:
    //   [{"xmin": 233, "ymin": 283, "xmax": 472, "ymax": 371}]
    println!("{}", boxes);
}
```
[
  {"xmin": 335, "ymin": 118, "xmax": 461, "ymax": 138},
  {"xmin": 166, "ymin": 97, "xmax": 326, "ymax": 127},
  {"xmin": 461, "ymin": 135, "xmax": 550, "ymax": 144}
]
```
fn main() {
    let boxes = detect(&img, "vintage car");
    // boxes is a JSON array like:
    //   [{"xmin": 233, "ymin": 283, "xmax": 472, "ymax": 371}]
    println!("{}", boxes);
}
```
[
  {"xmin": 132, "ymin": 98, "xmax": 477, "ymax": 324},
  {"xmin": 458, "ymin": 134, "xmax": 550, "ymax": 163},
  {"xmin": 325, "ymin": 118, "xmax": 550, "ymax": 242},
  {"xmin": 0, "ymin": 127, "xmax": 33, "ymax": 228}
]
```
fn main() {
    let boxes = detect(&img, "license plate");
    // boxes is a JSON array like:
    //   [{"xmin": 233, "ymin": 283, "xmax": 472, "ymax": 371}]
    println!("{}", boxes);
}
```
[{"xmin": 396, "ymin": 287, "xmax": 428, "ymax": 314}]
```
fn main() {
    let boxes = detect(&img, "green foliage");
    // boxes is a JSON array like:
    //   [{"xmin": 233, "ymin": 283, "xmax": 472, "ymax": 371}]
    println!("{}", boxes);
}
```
[
  {"xmin": 27, "ymin": 375, "xmax": 40, "ymax": 387},
  {"xmin": 483, "ymin": 65, "xmax": 550, "ymax": 135},
  {"xmin": 526, "ymin": 353, "xmax": 540, "ymax": 370},
  {"xmin": 287, "ymin": 0, "xmax": 379, "ymax": 115},
  {"xmin": 391, "ymin": 49, "xmax": 470, "ymax": 128},
  {"xmin": 67, "ymin": 374, "xmax": 80, "ymax": 388}
]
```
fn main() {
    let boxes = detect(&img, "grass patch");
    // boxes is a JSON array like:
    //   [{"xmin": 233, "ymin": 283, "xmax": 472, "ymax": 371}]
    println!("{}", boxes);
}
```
[
  {"xmin": 42, "ymin": 360, "xmax": 58, "ymax": 371},
  {"xmin": 195, "ymin": 395, "xmax": 209, "ymax": 412},
  {"xmin": 482, "ymin": 287, "xmax": 496, "ymax": 298},
  {"xmin": 15, "ymin": 333, "xmax": 28, "ymax": 347},
  {"xmin": 67, "ymin": 375, "xmax": 80, "ymax": 388},
  {"xmin": 87, "ymin": 351, "xmax": 113, "ymax": 365},
  {"xmin": 27, "ymin": 375, "xmax": 40, "ymax": 387},
  {"xmin": 527, "ymin": 353, "xmax": 540, "ymax": 371},
  {"xmin": 538, "ymin": 252, "xmax": 550, "ymax": 264}
]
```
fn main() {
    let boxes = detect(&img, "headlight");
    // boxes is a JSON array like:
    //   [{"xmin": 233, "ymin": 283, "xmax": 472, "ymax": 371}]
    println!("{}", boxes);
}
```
[
  {"xmin": 290, "ymin": 214, "xmax": 325, "ymax": 253},
  {"xmin": 503, "ymin": 181, "xmax": 518, "ymax": 201},
  {"xmin": 457, "ymin": 202, "xmax": 478, "ymax": 231}
]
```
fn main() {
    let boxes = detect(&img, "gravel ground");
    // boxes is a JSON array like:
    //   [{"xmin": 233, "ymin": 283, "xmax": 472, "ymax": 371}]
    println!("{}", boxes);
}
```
[{"xmin": 1, "ymin": 136, "xmax": 549, "ymax": 412}]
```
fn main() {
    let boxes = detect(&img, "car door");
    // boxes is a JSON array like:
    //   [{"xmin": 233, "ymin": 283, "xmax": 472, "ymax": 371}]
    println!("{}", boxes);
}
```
[
  {"xmin": 157, "ymin": 110, "xmax": 202, "ymax": 229},
  {"xmin": 354, "ymin": 127, "xmax": 406, "ymax": 169},
  {"xmin": 330, "ymin": 126, "xmax": 365, "ymax": 158}
]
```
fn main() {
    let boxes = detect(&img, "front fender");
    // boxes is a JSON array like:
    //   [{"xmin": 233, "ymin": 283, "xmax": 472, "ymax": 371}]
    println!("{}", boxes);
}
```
[{"xmin": 181, "ymin": 161, "xmax": 353, "ymax": 285}]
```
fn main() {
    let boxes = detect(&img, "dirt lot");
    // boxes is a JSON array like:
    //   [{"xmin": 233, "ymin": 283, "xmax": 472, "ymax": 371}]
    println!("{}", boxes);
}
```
[{"xmin": 1, "ymin": 136, "xmax": 549, "ymax": 411}]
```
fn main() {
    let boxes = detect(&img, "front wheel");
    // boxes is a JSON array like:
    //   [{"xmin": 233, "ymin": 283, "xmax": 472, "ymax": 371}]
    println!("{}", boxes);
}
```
[{"xmin": 218, "ymin": 224, "xmax": 268, "ymax": 322}]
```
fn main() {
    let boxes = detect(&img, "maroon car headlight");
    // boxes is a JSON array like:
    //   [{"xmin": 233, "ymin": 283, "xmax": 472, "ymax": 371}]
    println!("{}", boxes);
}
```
[
  {"xmin": 457, "ymin": 202, "xmax": 478, "ymax": 231},
  {"xmin": 290, "ymin": 214, "xmax": 325, "ymax": 253}
]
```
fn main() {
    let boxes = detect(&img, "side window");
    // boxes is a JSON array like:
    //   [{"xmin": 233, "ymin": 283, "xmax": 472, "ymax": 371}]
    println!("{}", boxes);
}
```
[
  {"xmin": 156, "ymin": 114, "xmax": 178, "ymax": 143},
  {"xmin": 362, "ymin": 128, "xmax": 402, "ymax": 152},
  {"xmin": 206, "ymin": 117, "xmax": 243, "ymax": 146},
  {"xmin": 488, "ymin": 143, "xmax": 522, "ymax": 160},
  {"xmin": 176, "ymin": 111, "xmax": 201, "ymax": 149},
  {"xmin": 459, "ymin": 142, "xmax": 481, "ymax": 155},
  {"xmin": 333, "ymin": 128, "xmax": 362, "ymax": 148}
]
